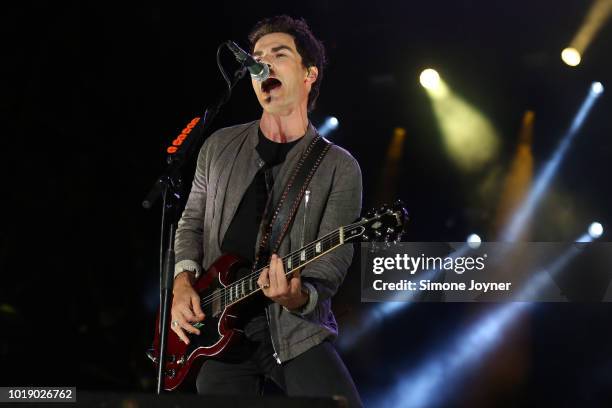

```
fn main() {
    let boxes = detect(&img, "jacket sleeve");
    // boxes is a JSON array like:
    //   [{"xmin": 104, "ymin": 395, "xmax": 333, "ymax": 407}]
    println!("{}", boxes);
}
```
[
  {"xmin": 299, "ymin": 151, "xmax": 363, "ymax": 311},
  {"xmin": 173, "ymin": 138, "xmax": 213, "ymax": 278}
]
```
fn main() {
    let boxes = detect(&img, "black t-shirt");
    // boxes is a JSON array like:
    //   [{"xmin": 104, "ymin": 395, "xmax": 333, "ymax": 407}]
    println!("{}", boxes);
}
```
[
  {"xmin": 221, "ymin": 129, "xmax": 300, "ymax": 262},
  {"xmin": 220, "ymin": 129, "xmax": 300, "ymax": 341}
]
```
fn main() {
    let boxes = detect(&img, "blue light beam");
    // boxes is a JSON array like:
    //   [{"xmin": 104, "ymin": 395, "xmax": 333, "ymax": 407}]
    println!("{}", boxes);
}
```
[
  {"xmin": 369, "ymin": 227, "xmax": 599, "ymax": 408},
  {"xmin": 339, "ymin": 244, "xmax": 472, "ymax": 351},
  {"xmin": 318, "ymin": 116, "xmax": 339, "ymax": 137},
  {"xmin": 501, "ymin": 82, "xmax": 603, "ymax": 241}
]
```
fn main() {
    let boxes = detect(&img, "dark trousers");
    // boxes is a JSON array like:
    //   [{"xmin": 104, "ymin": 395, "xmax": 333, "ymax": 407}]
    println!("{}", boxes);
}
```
[{"xmin": 196, "ymin": 336, "xmax": 363, "ymax": 408}]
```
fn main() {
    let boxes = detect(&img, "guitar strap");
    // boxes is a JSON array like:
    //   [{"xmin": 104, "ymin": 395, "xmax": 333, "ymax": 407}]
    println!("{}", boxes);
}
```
[{"xmin": 252, "ymin": 134, "xmax": 332, "ymax": 271}]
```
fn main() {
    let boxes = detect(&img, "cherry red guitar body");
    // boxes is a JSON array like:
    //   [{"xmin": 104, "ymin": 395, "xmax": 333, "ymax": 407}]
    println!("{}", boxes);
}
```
[
  {"xmin": 148, "ymin": 201, "xmax": 409, "ymax": 391},
  {"xmin": 149, "ymin": 253, "xmax": 257, "ymax": 391}
]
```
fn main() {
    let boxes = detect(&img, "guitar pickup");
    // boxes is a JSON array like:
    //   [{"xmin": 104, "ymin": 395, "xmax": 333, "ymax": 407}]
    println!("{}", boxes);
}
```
[{"xmin": 212, "ymin": 288, "xmax": 222, "ymax": 317}]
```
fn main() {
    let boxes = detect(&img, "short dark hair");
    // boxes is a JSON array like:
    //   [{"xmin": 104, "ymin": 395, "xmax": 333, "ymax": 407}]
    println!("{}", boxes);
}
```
[{"xmin": 248, "ymin": 15, "xmax": 326, "ymax": 111}]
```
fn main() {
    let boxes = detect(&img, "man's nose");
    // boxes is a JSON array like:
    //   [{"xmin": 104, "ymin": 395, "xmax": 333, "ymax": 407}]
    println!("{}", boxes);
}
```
[
  {"xmin": 264, "ymin": 62, "xmax": 275, "ymax": 76},
  {"xmin": 259, "ymin": 56, "xmax": 274, "ymax": 70}
]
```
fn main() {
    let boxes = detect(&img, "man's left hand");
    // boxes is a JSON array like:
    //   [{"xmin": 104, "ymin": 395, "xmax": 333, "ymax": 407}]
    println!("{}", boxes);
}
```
[{"xmin": 258, "ymin": 254, "xmax": 308, "ymax": 311}]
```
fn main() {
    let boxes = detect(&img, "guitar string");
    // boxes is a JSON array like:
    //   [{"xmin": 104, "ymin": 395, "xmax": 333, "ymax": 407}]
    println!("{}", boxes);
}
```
[
  {"xmin": 197, "ymin": 225, "xmax": 345, "ymax": 305},
  {"xmin": 228, "ymin": 227, "xmax": 344, "ymax": 288},
  {"xmin": 200, "ymin": 214, "xmax": 382, "ymax": 307},
  {"xmin": 196, "ymin": 214, "xmax": 384, "ymax": 309},
  {"xmin": 197, "ymin": 229, "xmax": 343, "ymax": 308},
  {"xmin": 196, "ymin": 231, "xmax": 340, "ymax": 308},
  {"xmin": 196, "ymin": 215, "xmax": 392, "ymax": 309},
  {"xmin": 199, "ymin": 241, "xmax": 343, "ymax": 311}
]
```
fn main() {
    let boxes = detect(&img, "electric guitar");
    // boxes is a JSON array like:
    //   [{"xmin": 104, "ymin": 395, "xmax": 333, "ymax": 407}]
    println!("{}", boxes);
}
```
[{"xmin": 148, "ymin": 201, "xmax": 408, "ymax": 390}]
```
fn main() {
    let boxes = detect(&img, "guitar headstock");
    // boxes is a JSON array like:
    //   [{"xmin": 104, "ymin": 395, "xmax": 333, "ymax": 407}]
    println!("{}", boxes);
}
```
[{"xmin": 343, "ymin": 200, "xmax": 409, "ymax": 243}]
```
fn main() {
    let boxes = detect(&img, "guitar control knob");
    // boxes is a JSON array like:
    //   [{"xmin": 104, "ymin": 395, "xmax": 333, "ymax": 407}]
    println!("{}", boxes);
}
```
[
  {"xmin": 374, "ymin": 231, "xmax": 382, "ymax": 237},
  {"xmin": 145, "ymin": 349, "xmax": 158, "ymax": 363},
  {"xmin": 362, "ymin": 234, "xmax": 370, "ymax": 241}
]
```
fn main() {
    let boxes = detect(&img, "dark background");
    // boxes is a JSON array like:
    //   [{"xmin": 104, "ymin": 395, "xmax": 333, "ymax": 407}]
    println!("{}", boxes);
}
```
[{"xmin": 2, "ymin": 0, "xmax": 612, "ymax": 406}]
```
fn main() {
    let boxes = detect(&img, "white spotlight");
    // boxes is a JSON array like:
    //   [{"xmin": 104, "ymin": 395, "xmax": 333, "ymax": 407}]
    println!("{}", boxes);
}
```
[
  {"xmin": 420, "ymin": 68, "xmax": 441, "ymax": 90},
  {"xmin": 467, "ymin": 233, "xmax": 482, "ymax": 249},
  {"xmin": 591, "ymin": 82, "xmax": 604, "ymax": 94},
  {"xmin": 588, "ymin": 222, "xmax": 603, "ymax": 239},
  {"xmin": 318, "ymin": 116, "xmax": 340, "ymax": 137},
  {"xmin": 327, "ymin": 116, "xmax": 339, "ymax": 128},
  {"xmin": 561, "ymin": 47, "xmax": 581, "ymax": 67}
]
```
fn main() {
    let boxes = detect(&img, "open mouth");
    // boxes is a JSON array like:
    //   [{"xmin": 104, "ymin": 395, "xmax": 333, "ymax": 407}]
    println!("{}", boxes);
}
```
[{"xmin": 261, "ymin": 77, "xmax": 282, "ymax": 93}]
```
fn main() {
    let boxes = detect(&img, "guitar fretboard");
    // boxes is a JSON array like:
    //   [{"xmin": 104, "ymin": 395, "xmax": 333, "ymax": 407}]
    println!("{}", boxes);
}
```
[{"xmin": 218, "ymin": 227, "xmax": 345, "ymax": 308}]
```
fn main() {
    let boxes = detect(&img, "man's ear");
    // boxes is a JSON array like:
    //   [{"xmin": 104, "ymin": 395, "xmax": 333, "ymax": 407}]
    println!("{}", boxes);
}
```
[{"xmin": 306, "ymin": 66, "xmax": 319, "ymax": 84}]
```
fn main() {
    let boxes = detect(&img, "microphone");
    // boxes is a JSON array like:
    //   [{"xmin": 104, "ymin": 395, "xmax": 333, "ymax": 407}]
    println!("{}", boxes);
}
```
[{"xmin": 226, "ymin": 40, "xmax": 270, "ymax": 82}]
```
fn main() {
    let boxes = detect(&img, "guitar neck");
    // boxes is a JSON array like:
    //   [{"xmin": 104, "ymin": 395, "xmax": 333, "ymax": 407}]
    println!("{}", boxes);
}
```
[{"xmin": 223, "ymin": 226, "xmax": 346, "ymax": 305}]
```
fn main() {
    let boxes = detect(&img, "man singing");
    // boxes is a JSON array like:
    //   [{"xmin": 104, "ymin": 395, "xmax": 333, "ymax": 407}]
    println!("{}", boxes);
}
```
[{"xmin": 170, "ymin": 15, "xmax": 363, "ymax": 407}]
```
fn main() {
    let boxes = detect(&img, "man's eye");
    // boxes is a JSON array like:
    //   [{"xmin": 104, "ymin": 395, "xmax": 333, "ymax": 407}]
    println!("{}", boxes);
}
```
[{"xmin": 276, "ymin": 54, "xmax": 286, "ymax": 58}]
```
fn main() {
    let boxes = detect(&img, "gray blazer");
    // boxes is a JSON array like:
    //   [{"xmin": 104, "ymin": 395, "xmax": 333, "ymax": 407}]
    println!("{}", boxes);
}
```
[{"xmin": 174, "ymin": 120, "xmax": 362, "ymax": 362}]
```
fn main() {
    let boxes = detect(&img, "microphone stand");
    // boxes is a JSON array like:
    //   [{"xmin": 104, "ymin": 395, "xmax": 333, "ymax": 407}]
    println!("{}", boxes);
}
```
[{"xmin": 142, "ymin": 45, "xmax": 247, "ymax": 394}]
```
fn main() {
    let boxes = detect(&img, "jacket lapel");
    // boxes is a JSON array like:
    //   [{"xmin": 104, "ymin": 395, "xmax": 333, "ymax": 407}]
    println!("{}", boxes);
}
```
[
  {"xmin": 216, "ymin": 122, "xmax": 261, "ymax": 250},
  {"xmin": 216, "ymin": 121, "xmax": 319, "ymax": 256}
]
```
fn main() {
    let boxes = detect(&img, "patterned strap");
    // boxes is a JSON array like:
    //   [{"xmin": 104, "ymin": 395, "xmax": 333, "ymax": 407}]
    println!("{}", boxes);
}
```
[{"xmin": 253, "ymin": 136, "xmax": 332, "ymax": 271}]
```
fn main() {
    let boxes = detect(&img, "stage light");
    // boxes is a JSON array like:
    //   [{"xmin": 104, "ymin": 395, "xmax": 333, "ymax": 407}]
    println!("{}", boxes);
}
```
[
  {"xmin": 318, "ymin": 116, "xmax": 340, "ymax": 137},
  {"xmin": 421, "ymin": 76, "xmax": 498, "ymax": 171},
  {"xmin": 591, "ymin": 81, "xmax": 604, "ymax": 94},
  {"xmin": 466, "ymin": 233, "xmax": 481, "ymax": 249},
  {"xmin": 493, "ymin": 111, "xmax": 534, "ymax": 237},
  {"xmin": 338, "ymin": 244, "xmax": 471, "ymax": 351},
  {"xmin": 419, "ymin": 69, "xmax": 441, "ymax": 91},
  {"xmin": 565, "ymin": 0, "xmax": 612, "ymax": 67},
  {"xmin": 500, "ymin": 83, "xmax": 603, "ymax": 241},
  {"xmin": 328, "ymin": 116, "xmax": 339, "ymax": 128},
  {"xmin": 588, "ymin": 222, "xmax": 603, "ymax": 239},
  {"xmin": 561, "ymin": 47, "xmax": 581, "ymax": 66},
  {"xmin": 374, "ymin": 127, "xmax": 407, "ymax": 205},
  {"xmin": 368, "ymin": 236, "xmax": 589, "ymax": 408}
]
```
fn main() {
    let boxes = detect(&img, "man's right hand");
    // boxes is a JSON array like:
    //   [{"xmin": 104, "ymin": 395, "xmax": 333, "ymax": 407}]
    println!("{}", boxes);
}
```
[{"xmin": 171, "ymin": 271, "xmax": 206, "ymax": 345}]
